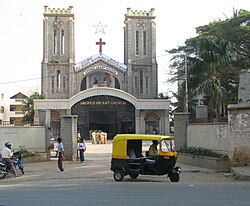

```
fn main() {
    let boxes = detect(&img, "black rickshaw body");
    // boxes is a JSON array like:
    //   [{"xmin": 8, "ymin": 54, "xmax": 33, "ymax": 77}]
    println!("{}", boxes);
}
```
[{"xmin": 110, "ymin": 134, "xmax": 181, "ymax": 182}]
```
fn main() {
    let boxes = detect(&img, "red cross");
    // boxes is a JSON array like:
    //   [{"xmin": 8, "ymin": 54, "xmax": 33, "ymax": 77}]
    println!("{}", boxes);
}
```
[{"xmin": 96, "ymin": 38, "xmax": 106, "ymax": 53}]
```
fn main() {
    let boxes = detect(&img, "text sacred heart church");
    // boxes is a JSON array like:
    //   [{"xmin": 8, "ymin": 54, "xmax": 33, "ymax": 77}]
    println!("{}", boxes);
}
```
[{"xmin": 34, "ymin": 6, "xmax": 170, "ymax": 140}]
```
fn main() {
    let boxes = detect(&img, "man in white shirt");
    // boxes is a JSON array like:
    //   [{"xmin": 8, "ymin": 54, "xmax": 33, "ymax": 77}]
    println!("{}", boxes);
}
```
[
  {"xmin": 78, "ymin": 139, "xmax": 86, "ymax": 163},
  {"xmin": 1, "ymin": 142, "xmax": 17, "ymax": 177},
  {"xmin": 56, "ymin": 138, "xmax": 64, "ymax": 172}
]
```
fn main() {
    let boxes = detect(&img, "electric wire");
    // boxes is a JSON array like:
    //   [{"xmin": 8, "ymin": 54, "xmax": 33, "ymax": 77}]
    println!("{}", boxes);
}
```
[{"xmin": 0, "ymin": 53, "xmax": 170, "ymax": 85}]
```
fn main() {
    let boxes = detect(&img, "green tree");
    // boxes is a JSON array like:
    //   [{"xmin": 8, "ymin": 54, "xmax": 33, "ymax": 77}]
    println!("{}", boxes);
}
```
[
  {"xmin": 168, "ymin": 9, "xmax": 249, "ymax": 117},
  {"xmin": 189, "ymin": 37, "xmax": 232, "ymax": 117},
  {"xmin": 22, "ymin": 92, "xmax": 45, "ymax": 122},
  {"xmin": 195, "ymin": 9, "xmax": 250, "ymax": 69}
]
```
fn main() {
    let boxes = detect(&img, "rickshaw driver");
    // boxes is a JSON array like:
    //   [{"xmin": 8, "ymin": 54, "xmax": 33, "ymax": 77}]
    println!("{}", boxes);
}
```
[{"xmin": 148, "ymin": 140, "xmax": 159, "ymax": 159}]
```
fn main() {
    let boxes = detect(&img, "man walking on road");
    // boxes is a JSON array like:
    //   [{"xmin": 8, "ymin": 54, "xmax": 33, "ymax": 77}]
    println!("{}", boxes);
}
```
[
  {"xmin": 78, "ymin": 139, "xmax": 86, "ymax": 163},
  {"xmin": 56, "ymin": 137, "xmax": 64, "ymax": 172}
]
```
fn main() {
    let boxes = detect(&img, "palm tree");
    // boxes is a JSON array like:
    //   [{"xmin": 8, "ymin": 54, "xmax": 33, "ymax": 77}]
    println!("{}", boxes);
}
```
[
  {"xmin": 188, "ymin": 37, "xmax": 231, "ymax": 117},
  {"xmin": 168, "ymin": 10, "xmax": 249, "ymax": 118}
]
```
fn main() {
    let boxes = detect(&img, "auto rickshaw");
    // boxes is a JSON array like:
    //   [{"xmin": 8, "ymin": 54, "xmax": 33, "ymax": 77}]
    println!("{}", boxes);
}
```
[{"xmin": 110, "ymin": 134, "xmax": 181, "ymax": 182}]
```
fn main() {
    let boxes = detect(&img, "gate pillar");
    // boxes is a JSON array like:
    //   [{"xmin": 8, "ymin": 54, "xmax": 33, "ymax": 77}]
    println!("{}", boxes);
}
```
[
  {"xmin": 174, "ymin": 112, "xmax": 189, "ymax": 150},
  {"xmin": 60, "ymin": 115, "xmax": 78, "ymax": 161}
]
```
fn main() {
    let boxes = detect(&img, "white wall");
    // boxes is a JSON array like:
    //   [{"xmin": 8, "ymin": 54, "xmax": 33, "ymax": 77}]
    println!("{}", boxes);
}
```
[
  {"xmin": 187, "ymin": 123, "xmax": 229, "ymax": 154},
  {"xmin": 0, "ymin": 126, "xmax": 45, "ymax": 153}
]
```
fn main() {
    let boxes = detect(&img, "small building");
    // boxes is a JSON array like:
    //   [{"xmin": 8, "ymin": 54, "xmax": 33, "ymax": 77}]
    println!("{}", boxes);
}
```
[
  {"xmin": 9, "ymin": 92, "xmax": 28, "ymax": 124},
  {"xmin": 0, "ymin": 93, "xmax": 4, "ymax": 124}
]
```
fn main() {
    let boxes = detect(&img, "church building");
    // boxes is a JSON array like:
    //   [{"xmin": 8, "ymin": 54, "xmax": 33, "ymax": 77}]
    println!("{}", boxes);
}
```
[{"xmin": 34, "ymin": 6, "xmax": 170, "ymax": 140}]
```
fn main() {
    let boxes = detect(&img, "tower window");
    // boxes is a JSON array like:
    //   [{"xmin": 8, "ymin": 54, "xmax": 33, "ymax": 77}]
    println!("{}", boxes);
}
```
[
  {"xmin": 63, "ymin": 76, "xmax": 66, "ymax": 93},
  {"xmin": 146, "ymin": 77, "xmax": 149, "ymax": 95},
  {"xmin": 54, "ymin": 30, "xmax": 57, "ymax": 54},
  {"xmin": 51, "ymin": 76, "xmax": 54, "ymax": 93},
  {"xmin": 134, "ymin": 77, "xmax": 138, "ymax": 94},
  {"xmin": 57, "ymin": 70, "xmax": 61, "ymax": 92},
  {"xmin": 140, "ymin": 71, "xmax": 143, "ymax": 94},
  {"xmin": 61, "ymin": 30, "xmax": 64, "ymax": 54},
  {"xmin": 136, "ymin": 31, "xmax": 139, "ymax": 55},
  {"xmin": 143, "ymin": 31, "xmax": 147, "ymax": 55}
]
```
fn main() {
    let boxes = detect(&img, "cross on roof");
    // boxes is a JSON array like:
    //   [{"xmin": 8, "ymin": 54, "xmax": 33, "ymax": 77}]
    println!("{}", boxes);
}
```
[{"xmin": 96, "ymin": 38, "xmax": 106, "ymax": 53}]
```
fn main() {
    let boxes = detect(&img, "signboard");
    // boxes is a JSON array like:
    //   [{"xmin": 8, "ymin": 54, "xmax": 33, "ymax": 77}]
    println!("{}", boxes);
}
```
[
  {"xmin": 75, "ymin": 53, "xmax": 127, "ymax": 72},
  {"xmin": 80, "ymin": 100, "xmax": 126, "ymax": 105},
  {"xmin": 83, "ymin": 66, "xmax": 118, "ymax": 76}
]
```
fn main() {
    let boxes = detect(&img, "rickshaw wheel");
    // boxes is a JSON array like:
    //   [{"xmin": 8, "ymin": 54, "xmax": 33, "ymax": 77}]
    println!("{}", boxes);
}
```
[
  {"xmin": 113, "ymin": 170, "xmax": 124, "ymax": 182},
  {"xmin": 169, "ymin": 173, "xmax": 180, "ymax": 182},
  {"xmin": 129, "ymin": 173, "xmax": 139, "ymax": 179}
]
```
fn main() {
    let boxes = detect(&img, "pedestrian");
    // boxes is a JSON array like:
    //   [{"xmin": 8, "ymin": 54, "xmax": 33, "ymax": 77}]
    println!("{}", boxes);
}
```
[
  {"xmin": 148, "ymin": 140, "xmax": 159, "ymax": 159},
  {"xmin": 1, "ymin": 142, "xmax": 17, "ymax": 177},
  {"xmin": 56, "ymin": 137, "xmax": 64, "ymax": 172},
  {"xmin": 153, "ymin": 129, "xmax": 157, "ymax": 135},
  {"xmin": 78, "ymin": 139, "xmax": 86, "ymax": 163}
]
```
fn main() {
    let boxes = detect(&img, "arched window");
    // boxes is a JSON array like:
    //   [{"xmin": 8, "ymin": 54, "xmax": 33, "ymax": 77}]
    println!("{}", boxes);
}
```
[
  {"xmin": 63, "ymin": 76, "xmax": 66, "ymax": 93},
  {"xmin": 51, "ymin": 76, "xmax": 54, "ymax": 93},
  {"xmin": 144, "ymin": 113, "xmax": 160, "ymax": 134},
  {"xmin": 57, "ymin": 70, "xmax": 61, "ymax": 92},
  {"xmin": 135, "ymin": 30, "xmax": 139, "ymax": 55},
  {"xmin": 140, "ymin": 71, "xmax": 143, "ymax": 94},
  {"xmin": 134, "ymin": 77, "xmax": 138, "ymax": 94},
  {"xmin": 143, "ymin": 31, "xmax": 147, "ymax": 55},
  {"xmin": 61, "ymin": 30, "xmax": 64, "ymax": 54},
  {"xmin": 146, "ymin": 77, "xmax": 149, "ymax": 95},
  {"xmin": 54, "ymin": 30, "xmax": 57, "ymax": 54},
  {"xmin": 80, "ymin": 77, "xmax": 86, "ymax": 91},
  {"xmin": 115, "ymin": 78, "xmax": 120, "ymax": 89}
]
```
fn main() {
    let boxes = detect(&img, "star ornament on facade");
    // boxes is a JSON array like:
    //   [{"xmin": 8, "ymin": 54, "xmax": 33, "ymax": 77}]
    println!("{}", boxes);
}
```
[{"xmin": 93, "ymin": 21, "xmax": 107, "ymax": 34}]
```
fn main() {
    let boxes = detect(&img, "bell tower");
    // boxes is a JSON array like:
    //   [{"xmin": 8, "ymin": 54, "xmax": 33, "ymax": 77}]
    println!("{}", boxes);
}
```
[
  {"xmin": 124, "ymin": 8, "xmax": 158, "ymax": 99},
  {"xmin": 41, "ymin": 6, "xmax": 76, "ymax": 99}
]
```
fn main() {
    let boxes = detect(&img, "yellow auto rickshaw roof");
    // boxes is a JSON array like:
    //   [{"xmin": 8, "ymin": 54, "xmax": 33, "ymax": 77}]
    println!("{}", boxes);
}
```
[
  {"xmin": 113, "ymin": 134, "xmax": 173, "ymax": 142},
  {"xmin": 112, "ymin": 134, "xmax": 174, "ymax": 158}
]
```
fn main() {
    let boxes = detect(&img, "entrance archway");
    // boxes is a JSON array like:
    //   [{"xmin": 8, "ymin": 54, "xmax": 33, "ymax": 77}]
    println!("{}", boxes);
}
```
[{"xmin": 71, "ymin": 95, "xmax": 135, "ymax": 139}]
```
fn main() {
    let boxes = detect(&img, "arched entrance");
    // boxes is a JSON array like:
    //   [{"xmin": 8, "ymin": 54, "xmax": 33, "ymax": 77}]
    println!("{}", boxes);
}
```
[
  {"xmin": 71, "ymin": 95, "xmax": 135, "ymax": 139},
  {"xmin": 145, "ymin": 112, "xmax": 160, "ymax": 134}
]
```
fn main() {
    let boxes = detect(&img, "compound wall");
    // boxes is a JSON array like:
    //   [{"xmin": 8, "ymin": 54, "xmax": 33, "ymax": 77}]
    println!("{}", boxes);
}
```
[{"xmin": 0, "ymin": 126, "xmax": 45, "ymax": 153}]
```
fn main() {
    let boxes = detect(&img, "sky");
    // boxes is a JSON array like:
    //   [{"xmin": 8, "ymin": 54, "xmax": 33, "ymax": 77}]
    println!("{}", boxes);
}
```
[{"xmin": 0, "ymin": 0, "xmax": 249, "ymax": 98}]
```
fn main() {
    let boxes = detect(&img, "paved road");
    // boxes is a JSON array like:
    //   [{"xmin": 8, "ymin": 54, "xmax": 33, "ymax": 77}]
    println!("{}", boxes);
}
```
[{"xmin": 1, "ymin": 142, "xmax": 250, "ymax": 206}]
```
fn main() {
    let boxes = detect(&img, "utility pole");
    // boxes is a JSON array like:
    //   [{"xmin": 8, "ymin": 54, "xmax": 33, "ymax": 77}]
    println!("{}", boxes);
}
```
[
  {"xmin": 165, "ymin": 50, "xmax": 188, "ymax": 112},
  {"xmin": 184, "ymin": 53, "xmax": 188, "ymax": 113}
]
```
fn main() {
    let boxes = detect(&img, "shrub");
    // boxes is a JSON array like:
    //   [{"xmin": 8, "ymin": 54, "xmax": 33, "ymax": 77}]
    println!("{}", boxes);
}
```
[
  {"xmin": 20, "ymin": 148, "xmax": 36, "ymax": 158},
  {"xmin": 179, "ymin": 146, "xmax": 228, "ymax": 158}
]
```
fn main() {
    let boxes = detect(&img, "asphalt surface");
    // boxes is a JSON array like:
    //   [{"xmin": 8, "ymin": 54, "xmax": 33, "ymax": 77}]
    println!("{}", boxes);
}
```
[{"xmin": 1, "ymin": 141, "xmax": 250, "ymax": 206}]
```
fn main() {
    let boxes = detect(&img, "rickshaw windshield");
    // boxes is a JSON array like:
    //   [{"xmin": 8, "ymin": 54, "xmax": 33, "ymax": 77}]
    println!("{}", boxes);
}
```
[{"xmin": 161, "ymin": 139, "xmax": 174, "ymax": 152}]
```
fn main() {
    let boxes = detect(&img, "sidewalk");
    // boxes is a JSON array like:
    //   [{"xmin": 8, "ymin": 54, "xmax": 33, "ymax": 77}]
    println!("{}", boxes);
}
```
[{"xmin": 231, "ymin": 166, "xmax": 250, "ymax": 181}]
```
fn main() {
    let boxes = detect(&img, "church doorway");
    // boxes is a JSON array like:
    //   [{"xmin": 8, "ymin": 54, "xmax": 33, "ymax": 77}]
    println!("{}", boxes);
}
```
[
  {"xmin": 71, "ymin": 95, "xmax": 135, "ymax": 140},
  {"xmin": 89, "ymin": 110, "xmax": 117, "ymax": 138}
]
